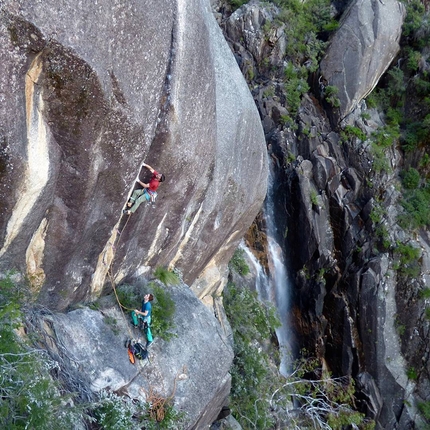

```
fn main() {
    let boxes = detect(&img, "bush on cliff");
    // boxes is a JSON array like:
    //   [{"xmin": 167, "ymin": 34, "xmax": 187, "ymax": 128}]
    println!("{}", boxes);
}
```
[
  {"xmin": 116, "ymin": 281, "xmax": 176, "ymax": 341},
  {"xmin": 0, "ymin": 276, "xmax": 81, "ymax": 429},
  {"xmin": 228, "ymin": 248, "xmax": 250, "ymax": 276},
  {"xmin": 224, "ymin": 272, "xmax": 372, "ymax": 428},
  {"xmin": 224, "ymin": 281, "xmax": 281, "ymax": 428}
]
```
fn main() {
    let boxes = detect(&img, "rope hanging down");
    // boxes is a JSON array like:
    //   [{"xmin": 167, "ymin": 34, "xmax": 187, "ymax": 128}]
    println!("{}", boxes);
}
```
[{"xmin": 104, "ymin": 214, "xmax": 135, "ymax": 337}]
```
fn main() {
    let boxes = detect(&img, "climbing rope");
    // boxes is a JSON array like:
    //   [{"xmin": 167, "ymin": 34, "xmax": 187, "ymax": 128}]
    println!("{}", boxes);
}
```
[
  {"xmin": 103, "ymin": 213, "xmax": 136, "ymax": 338},
  {"xmin": 103, "ymin": 213, "xmax": 153, "ymax": 369},
  {"xmin": 140, "ymin": 367, "xmax": 184, "ymax": 421}
]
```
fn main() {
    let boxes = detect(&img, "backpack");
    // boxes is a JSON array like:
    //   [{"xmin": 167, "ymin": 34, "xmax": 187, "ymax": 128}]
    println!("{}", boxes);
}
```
[
  {"xmin": 132, "ymin": 342, "xmax": 148, "ymax": 360},
  {"xmin": 125, "ymin": 339, "xmax": 148, "ymax": 363}
]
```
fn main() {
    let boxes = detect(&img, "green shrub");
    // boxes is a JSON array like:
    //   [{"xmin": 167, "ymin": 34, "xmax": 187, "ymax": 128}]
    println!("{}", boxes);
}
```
[
  {"xmin": 0, "ymin": 276, "xmax": 81, "ymax": 429},
  {"xmin": 227, "ymin": 0, "xmax": 248, "ymax": 10},
  {"xmin": 323, "ymin": 19, "xmax": 339, "ymax": 32},
  {"xmin": 144, "ymin": 400, "xmax": 186, "ymax": 430},
  {"xmin": 310, "ymin": 189, "xmax": 319, "ymax": 206},
  {"xmin": 394, "ymin": 242, "xmax": 421, "ymax": 277},
  {"xmin": 386, "ymin": 67, "xmax": 406, "ymax": 98},
  {"xmin": 372, "ymin": 124, "xmax": 400, "ymax": 148},
  {"xmin": 396, "ymin": 323, "xmax": 406, "ymax": 336},
  {"xmin": 154, "ymin": 266, "xmax": 180, "ymax": 286},
  {"xmin": 406, "ymin": 49, "xmax": 422, "ymax": 71},
  {"xmin": 418, "ymin": 400, "xmax": 430, "ymax": 420},
  {"xmin": 116, "ymin": 281, "xmax": 176, "ymax": 341},
  {"xmin": 275, "ymin": 0, "xmax": 333, "ymax": 62},
  {"xmin": 272, "ymin": 0, "xmax": 336, "ymax": 111},
  {"xmin": 370, "ymin": 143, "xmax": 391, "ymax": 173},
  {"xmin": 229, "ymin": 248, "xmax": 250, "ymax": 276},
  {"xmin": 149, "ymin": 283, "xmax": 176, "ymax": 341},
  {"xmin": 386, "ymin": 107, "xmax": 402, "ymax": 125},
  {"xmin": 224, "ymin": 282, "xmax": 280, "ymax": 428},
  {"xmin": 343, "ymin": 125, "xmax": 367, "ymax": 141},
  {"xmin": 420, "ymin": 153, "xmax": 430, "ymax": 167},
  {"xmin": 280, "ymin": 114, "xmax": 295, "ymax": 128},
  {"xmin": 93, "ymin": 391, "xmax": 135, "ymax": 430},
  {"xmin": 324, "ymin": 85, "xmax": 341, "ymax": 108},
  {"xmin": 403, "ymin": 121, "xmax": 429, "ymax": 151},
  {"xmin": 402, "ymin": 0, "xmax": 425, "ymax": 38},
  {"xmin": 401, "ymin": 167, "xmax": 420, "ymax": 189},
  {"xmin": 116, "ymin": 283, "xmax": 140, "ymax": 310},
  {"xmin": 419, "ymin": 287, "xmax": 430, "ymax": 299},
  {"xmin": 285, "ymin": 76, "xmax": 309, "ymax": 117},
  {"xmin": 398, "ymin": 185, "xmax": 430, "ymax": 229},
  {"xmin": 365, "ymin": 95, "xmax": 377, "ymax": 109},
  {"xmin": 406, "ymin": 367, "xmax": 418, "ymax": 380},
  {"xmin": 91, "ymin": 389, "xmax": 185, "ymax": 430},
  {"xmin": 224, "ymin": 282, "xmax": 369, "ymax": 428}
]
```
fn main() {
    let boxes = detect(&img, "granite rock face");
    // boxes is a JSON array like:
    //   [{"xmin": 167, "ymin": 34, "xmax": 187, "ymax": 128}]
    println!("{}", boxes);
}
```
[
  {"xmin": 320, "ymin": 0, "xmax": 405, "ymax": 119},
  {"xmin": 0, "ymin": 0, "xmax": 268, "ymax": 310},
  {"xmin": 38, "ymin": 282, "xmax": 234, "ymax": 429}
]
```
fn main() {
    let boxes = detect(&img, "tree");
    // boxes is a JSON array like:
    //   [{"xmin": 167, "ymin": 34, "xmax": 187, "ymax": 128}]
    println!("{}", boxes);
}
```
[
  {"xmin": 224, "ymin": 280, "xmax": 372, "ymax": 429},
  {"xmin": 0, "ymin": 276, "xmax": 80, "ymax": 429}
]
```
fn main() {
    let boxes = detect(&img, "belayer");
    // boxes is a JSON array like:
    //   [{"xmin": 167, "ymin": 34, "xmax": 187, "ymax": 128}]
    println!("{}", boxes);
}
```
[
  {"xmin": 123, "ymin": 163, "xmax": 165, "ymax": 215},
  {"xmin": 131, "ymin": 293, "xmax": 154, "ymax": 348}
]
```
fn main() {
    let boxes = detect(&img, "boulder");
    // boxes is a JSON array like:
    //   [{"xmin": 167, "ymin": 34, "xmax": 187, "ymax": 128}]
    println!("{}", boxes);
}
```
[
  {"xmin": 0, "ymin": 0, "xmax": 268, "ymax": 309},
  {"xmin": 320, "ymin": 0, "xmax": 405, "ymax": 119},
  {"xmin": 41, "ymin": 282, "xmax": 234, "ymax": 429}
]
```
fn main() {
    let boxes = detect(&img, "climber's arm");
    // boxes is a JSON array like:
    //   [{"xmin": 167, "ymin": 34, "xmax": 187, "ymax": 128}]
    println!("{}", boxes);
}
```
[
  {"xmin": 138, "ymin": 180, "xmax": 149, "ymax": 188},
  {"xmin": 143, "ymin": 162, "xmax": 155, "ymax": 174}
]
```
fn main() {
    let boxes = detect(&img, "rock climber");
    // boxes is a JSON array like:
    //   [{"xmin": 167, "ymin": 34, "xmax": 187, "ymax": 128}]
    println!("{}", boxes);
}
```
[
  {"xmin": 123, "ymin": 163, "xmax": 165, "ymax": 215},
  {"xmin": 131, "ymin": 293, "xmax": 154, "ymax": 348}
]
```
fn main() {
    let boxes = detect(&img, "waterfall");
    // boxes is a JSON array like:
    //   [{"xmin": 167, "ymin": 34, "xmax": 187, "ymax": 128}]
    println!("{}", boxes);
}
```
[
  {"xmin": 242, "ymin": 170, "xmax": 293, "ymax": 376},
  {"xmin": 265, "ymin": 170, "xmax": 293, "ymax": 376}
]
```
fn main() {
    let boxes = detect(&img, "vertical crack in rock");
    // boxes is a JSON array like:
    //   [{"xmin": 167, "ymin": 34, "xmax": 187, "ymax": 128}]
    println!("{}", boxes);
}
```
[
  {"xmin": 0, "ymin": 52, "xmax": 49, "ymax": 258},
  {"xmin": 90, "ymin": 18, "xmax": 178, "ymax": 297}
]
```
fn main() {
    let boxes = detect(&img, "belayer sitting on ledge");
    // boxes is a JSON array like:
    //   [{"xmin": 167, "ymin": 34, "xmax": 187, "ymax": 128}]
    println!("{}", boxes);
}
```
[{"xmin": 123, "ymin": 163, "xmax": 165, "ymax": 215}]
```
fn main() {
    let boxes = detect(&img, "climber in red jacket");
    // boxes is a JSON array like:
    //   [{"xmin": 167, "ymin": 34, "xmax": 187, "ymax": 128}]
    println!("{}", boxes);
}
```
[{"xmin": 123, "ymin": 163, "xmax": 165, "ymax": 215}]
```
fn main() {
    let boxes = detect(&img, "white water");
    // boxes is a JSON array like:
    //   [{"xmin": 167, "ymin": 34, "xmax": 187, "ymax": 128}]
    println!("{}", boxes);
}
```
[
  {"xmin": 267, "ymin": 236, "xmax": 292, "ymax": 376},
  {"xmin": 241, "ymin": 171, "xmax": 293, "ymax": 376},
  {"xmin": 266, "ymin": 170, "xmax": 293, "ymax": 375},
  {"xmin": 243, "ymin": 168, "xmax": 292, "ymax": 376}
]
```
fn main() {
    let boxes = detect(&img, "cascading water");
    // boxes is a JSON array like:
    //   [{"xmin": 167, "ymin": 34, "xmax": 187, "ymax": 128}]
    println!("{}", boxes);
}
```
[{"xmin": 242, "ymin": 169, "xmax": 293, "ymax": 376}]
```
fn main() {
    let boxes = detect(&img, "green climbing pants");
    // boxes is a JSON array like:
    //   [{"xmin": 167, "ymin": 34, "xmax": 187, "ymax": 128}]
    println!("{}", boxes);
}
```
[
  {"xmin": 129, "ymin": 189, "xmax": 150, "ymax": 213},
  {"xmin": 131, "ymin": 311, "xmax": 153, "ymax": 342}
]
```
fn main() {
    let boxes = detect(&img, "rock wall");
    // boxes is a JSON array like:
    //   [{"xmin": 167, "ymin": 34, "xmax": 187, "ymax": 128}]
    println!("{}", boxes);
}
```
[
  {"xmin": 0, "ymin": 0, "xmax": 268, "ymax": 310},
  {"xmin": 218, "ymin": 0, "xmax": 429, "ymax": 428},
  {"xmin": 285, "ymin": 96, "xmax": 426, "ymax": 428},
  {"xmin": 320, "ymin": 0, "xmax": 405, "ymax": 119},
  {"xmin": 35, "ymin": 282, "xmax": 234, "ymax": 429}
]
